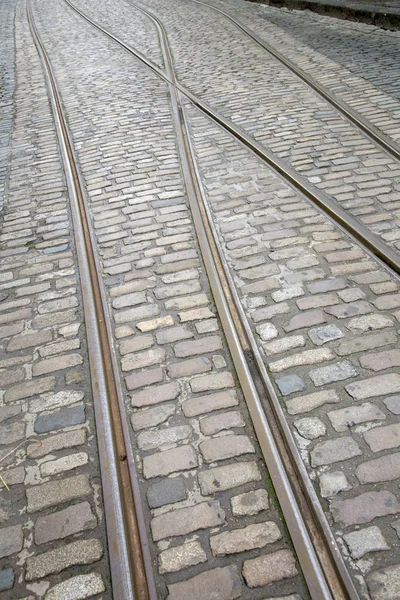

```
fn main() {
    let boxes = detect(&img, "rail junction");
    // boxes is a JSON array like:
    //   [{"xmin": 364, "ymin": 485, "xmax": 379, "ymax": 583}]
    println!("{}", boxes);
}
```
[{"xmin": 1, "ymin": 0, "xmax": 400, "ymax": 598}]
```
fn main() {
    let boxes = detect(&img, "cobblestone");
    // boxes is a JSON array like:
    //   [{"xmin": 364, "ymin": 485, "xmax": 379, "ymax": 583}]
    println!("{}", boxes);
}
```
[{"xmin": 243, "ymin": 550, "xmax": 298, "ymax": 587}]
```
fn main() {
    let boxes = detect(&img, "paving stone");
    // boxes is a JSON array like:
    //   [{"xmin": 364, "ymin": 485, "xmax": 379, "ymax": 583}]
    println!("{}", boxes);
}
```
[
  {"xmin": 343, "ymin": 526, "xmax": 389, "ymax": 560},
  {"xmin": 284, "ymin": 309, "xmax": 325, "ymax": 332},
  {"xmin": 319, "ymin": 472, "xmax": 351, "ymax": 497},
  {"xmin": 211, "ymin": 522, "xmax": 281, "ymax": 556},
  {"xmin": 384, "ymin": 396, "xmax": 400, "ymax": 414},
  {"xmin": 159, "ymin": 541, "xmax": 207, "ymax": 574},
  {"xmin": 331, "ymin": 491, "xmax": 400, "ymax": 526},
  {"xmin": 119, "ymin": 334, "xmax": 153, "ymax": 355},
  {"xmin": 286, "ymin": 389, "xmax": 340, "ymax": 415},
  {"xmin": 191, "ymin": 372, "xmax": 234, "ymax": 393},
  {"xmin": 4, "ymin": 376, "xmax": 55, "ymax": 402},
  {"xmin": 336, "ymin": 332, "xmax": 397, "ymax": 356},
  {"xmin": 0, "ymin": 569, "xmax": 14, "ymax": 592},
  {"xmin": 114, "ymin": 304, "xmax": 160, "ymax": 324},
  {"xmin": 138, "ymin": 425, "xmax": 191, "ymax": 451},
  {"xmin": 33, "ymin": 353, "xmax": 83, "ymax": 376},
  {"xmin": 29, "ymin": 390, "xmax": 84, "ymax": 413},
  {"xmin": 325, "ymin": 300, "xmax": 372, "ymax": 319},
  {"xmin": 0, "ymin": 421, "xmax": 25, "ymax": 445},
  {"xmin": 294, "ymin": 417, "xmax": 326, "ymax": 439},
  {"xmin": 174, "ymin": 335, "xmax": 223, "ymax": 357},
  {"xmin": 327, "ymin": 402, "xmax": 385, "ymax": 432},
  {"xmin": 151, "ymin": 501, "xmax": 225, "ymax": 541},
  {"xmin": 356, "ymin": 453, "xmax": 400, "ymax": 483},
  {"xmin": 308, "ymin": 324, "xmax": 344, "ymax": 346},
  {"xmin": 252, "ymin": 302, "xmax": 290, "ymax": 322},
  {"xmin": 26, "ymin": 474, "xmax": 91, "ymax": 513},
  {"xmin": 167, "ymin": 565, "xmax": 241, "ymax": 600},
  {"xmin": 0, "ymin": 405, "xmax": 21, "ymax": 424},
  {"xmin": 360, "ymin": 349, "xmax": 400, "ymax": 371},
  {"xmin": 367, "ymin": 563, "xmax": 400, "ymax": 600},
  {"xmin": 44, "ymin": 573, "xmax": 105, "ymax": 600},
  {"xmin": 243, "ymin": 549, "xmax": 297, "ymax": 588},
  {"xmin": 263, "ymin": 335, "xmax": 305, "ymax": 356},
  {"xmin": 199, "ymin": 461, "xmax": 261, "ymax": 494},
  {"xmin": 111, "ymin": 291, "xmax": 146, "ymax": 309},
  {"xmin": 27, "ymin": 429, "xmax": 86, "ymax": 458},
  {"xmin": 26, "ymin": 539, "xmax": 103, "ymax": 580},
  {"xmin": 231, "ymin": 489, "xmax": 269, "ymax": 516},
  {"xmin": 373, "ymin": 294, "xmax": 400, "ymax": 310},
  {"xmin": 34, "ymin": 502, "xmax": 97, "ymax": 544},
  {"xmin": 168, "ymin": 357, "xmax": 212, "ymax": 378},
  {"xmin": 156, "ymin": 325, "xmax": 193, "ymax": 344},
  {"xmin": 346, "ymin": 373, "xmax": 400, "ymax": 399},
  {"xmin": 200, "ymin": 410, "xmax": 245, "ymax": 435},
  {"xmin": 200, "ymin": 434, "xmax": 254, "ymax": 463},
  {"xmin": 311, "ymin": 437, "xmax": 362, "ymax": 467},
  {"xmin": 137, "ymin": 315, "xmax": 174, "ymax": 332},
  {"xmin": 0, "ymin": 524, "xmax": 23, "ymax": 558},
  {"xmin": 147, "ymin": 478, "xmax": 187, "ymax": 509},
  {"xmin": 131, "ymin": 381, "xmax": 180, "ymax": 408},
  {"xmin": 310, "ymin": 360, "xmax": 358, "ymax": 386},
  {"xmin": 269, "ymin": 348, "xmax": 334, "ymax": 372},
  {"xmin": 125, "ymin": 366, "xmax": 164, "ymax": 391},
  {"xmin": 143, "ymin": 445, "xmax": 197, "ymax": 478},
  {"xmin": 182, "ymin": 389, "xmax": 238, "ymax": 417},
  {"xmin": 347, "ymin": 314, "xmax": 394, "ymax": 332},
  {"xmin": 40, "ymin": 452, "xmax": 88, "ymax": 477},
  {"xmin": 34, "ymin": 404, "xmax": 85, "ymax": 433},
  {"xmin": 131, "ymin": 403, "xmax": 175, "ymax": 431},
  {"xmin": 255, "ymin": 322, "xmax": 278, "ymax": 341},
  {"xmin": 275, "ymin": 374, "xmax": 305, "ymax": 396},
  {"xmin": 121, "ymin": 348, "xmax": 165, "ymax": 371}
]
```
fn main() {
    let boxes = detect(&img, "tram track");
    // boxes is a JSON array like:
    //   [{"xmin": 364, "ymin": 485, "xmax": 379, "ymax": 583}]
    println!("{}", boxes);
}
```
[
  {"xmin": 26, "ymin": 0, "xmax": 373, "ymax": 598},
  {"xmin": 26, "ymin": 1, "xmax": 157, "ymax": 598}
]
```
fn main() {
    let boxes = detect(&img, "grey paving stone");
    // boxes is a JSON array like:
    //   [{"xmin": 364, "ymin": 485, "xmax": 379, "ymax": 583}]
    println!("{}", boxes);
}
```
[
  {"xmin": 138, "ymin": 425, "xmax": 191, "ymax": 451},
  {"xmin": 199, "ymin": 434, "xmax": 254, "ymax": 463},
  {"xmin": 130, "ymin": 381, "xmax": 180, "ymax": 408},
  {"xmin": 34, "ymin": 404, "xmax": 85, "ymax": 433},
  {"xmin": 0, "ymin": 569, "xmax": 14, "ymax": 592},
  {"xmin": 198, "ymin": 461, "xmax": 261, "ymax": 494},
  {"xmin": 346, "ymin": 373, "xmax": 400, "ymax": 399},
  {"xmin": 327, "ymin": 402, "xmax": 385, "ymax": 432},
  {"xmin": 311, "ymin": 437, "xmax": 362, "ymax": 467},
  {"xmin": 367, "ymin": 563, "xmax": 400, "ymax": 600},
  {"xmin": 310, "ymin": 360, "xmax": 358, "ymax": 386},
  {"xmin": 230, "ymin": 489, "xmax": 269, "ymax": 516},
  {"xmin": 159, "ymin": 541, "xmax": 207, "ymax": 574},
  {"xmin": 243, "ymin": 549, "xmax": 297, "ymax": 587},
  {"xmin": 343, "ymin": 526, "xmax": 389, "ymax": 560},
  {"xmin": 167, "ymin": 565, "xmax": 241, "ymax": 600},
  {"xmin": 182, "ymin": 389, "xmax": 238, "ymax": 417},
  {"xmin": 294, "ymin": 417, "xmax": 326, "ymax": 439},
  {"xmin": 151, "ymin": 501, "xmax": 225, "ymax": 541},
  {"xmin": 308, "ymin": 324, "xmax": 344, "ymax": 346},
  {"xmin": 34, "ymin": 502, "xmax": 97, "ymax": 544},
  {"xmin": 336, "ymin": 332, "xmax": 397, "ymax": 356},
  {"xmin": 384, "ymin": 396, "xmax": 400, "ymax": 414},
  {"xmin": 26, "ymin": 474, "xmax": 91, "ymax": 513},
  {"xmin": 275, "ymin": 374, "xmax": 305, "ymax": 396},
  {"xmin": 199, "ymin": 410, "xmax": 245, "ymax": 435},
  {"xmin": 286, "ymin": 389, "xmax": 340, "ymax": 415},
  {"xmin": 147, "ymin": 478, "xmax": 187, "ymax": 509},
  {"xmin": 0, "ymin": 524, "xmax": 23, "ymax": 559},
  {"xmin": 319, "ymin": 471, "xmax": 351, "ymax": 498},
  {"xmin": 143, "ymin": 445, "xmax": 197, "ymax": 478},
  {"xmin": 26, "ymin": 539, "xmax": 103, "ymax": 580},
  {"xmin": 44, "ymin": 573, "xmax": 105, "ymax": 600},
  {"xmin": 210, "ymin": 522, "xmax": 281, "ymax": 556}
]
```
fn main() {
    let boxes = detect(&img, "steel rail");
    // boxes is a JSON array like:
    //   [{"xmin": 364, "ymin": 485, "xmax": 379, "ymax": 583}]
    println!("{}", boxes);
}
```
[
  {"xmin": 26, "ymin": 2, "xmax": 157, "ymax": 599},
  {"xmin": 60, "ymin": 0, "xmax": 360, "ymax": 598},
  {"xmin": 190, "ymin": 0, "xmax": 400, "ymax": 163},
  {"xmin": 63, "ymin": 0, "xmax": 400, "ymax": 279}
]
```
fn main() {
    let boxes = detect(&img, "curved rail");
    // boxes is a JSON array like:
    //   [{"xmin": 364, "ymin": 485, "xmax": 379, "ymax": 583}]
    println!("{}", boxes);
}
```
[
  {"xmin": 27, "ymin": 1, "xmax": 157, "ymax": 598},
  {"xmin": 190, "ymin": 0, "xmax": 400, "ymax": 163},
  {"xmin": 64, "ymin": 0, "xmax": 400, "ymax": 278},
  {"xmin": 59, "ymin": 0, "xmax": 364, "ymax": 598}
]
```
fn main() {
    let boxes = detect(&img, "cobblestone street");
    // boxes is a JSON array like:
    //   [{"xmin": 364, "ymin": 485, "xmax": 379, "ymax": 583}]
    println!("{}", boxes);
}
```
[{"xmin": 1, "ymin": 0, "xmax": 400, "ymax": 598}]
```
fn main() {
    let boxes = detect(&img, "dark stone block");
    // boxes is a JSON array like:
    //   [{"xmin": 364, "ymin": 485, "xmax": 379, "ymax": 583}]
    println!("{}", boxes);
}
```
[{"xmin": 147, "ymin": 478, "xmax": 187, "ymax": 509}]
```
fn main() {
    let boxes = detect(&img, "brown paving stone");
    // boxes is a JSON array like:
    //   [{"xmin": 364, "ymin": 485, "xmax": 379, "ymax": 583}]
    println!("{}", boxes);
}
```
[{"xmin": 331, "ymin": 491, "xmax": 400, "ymax": 526}]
